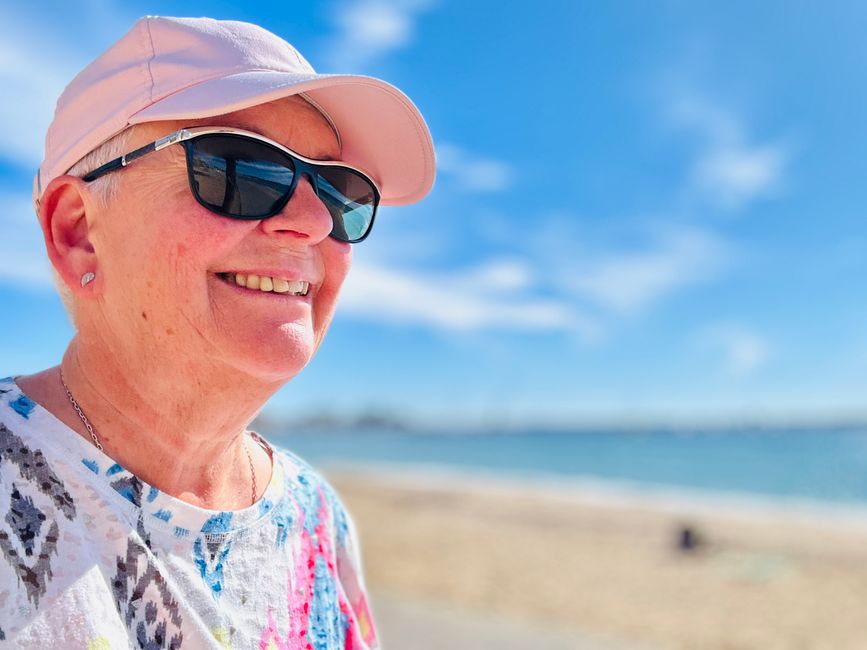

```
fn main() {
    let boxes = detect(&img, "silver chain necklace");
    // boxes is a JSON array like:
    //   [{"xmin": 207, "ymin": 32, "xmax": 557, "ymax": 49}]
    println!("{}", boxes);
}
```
[{"xmin": 59, "ymin": 368, "xmax": 258, "ymax": 506}]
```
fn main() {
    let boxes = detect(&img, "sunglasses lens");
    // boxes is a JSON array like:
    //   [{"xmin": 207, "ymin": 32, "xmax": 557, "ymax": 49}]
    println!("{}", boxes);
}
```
[
  {"xmin": 188, "ymin": 135, "xmax": 295, "ymax": 218},
  {"xmin": 317, "ymin": 167, "xmax": 377, "ymax": 243},
  {"xmin": 187, "ymin": 133, "xmax": 378, "ymax": 242}
]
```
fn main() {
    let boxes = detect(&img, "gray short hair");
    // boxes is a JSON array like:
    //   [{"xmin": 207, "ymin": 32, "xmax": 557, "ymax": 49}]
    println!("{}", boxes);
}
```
[{"xmin": 50, "ymin": 126, "xmax": 137, "ymax": 325}]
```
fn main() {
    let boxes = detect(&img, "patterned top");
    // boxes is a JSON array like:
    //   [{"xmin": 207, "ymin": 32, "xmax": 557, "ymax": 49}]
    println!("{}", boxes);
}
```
[{"xmin": 0, "ymin": 376, "xmax": 378, "ymax": 649}]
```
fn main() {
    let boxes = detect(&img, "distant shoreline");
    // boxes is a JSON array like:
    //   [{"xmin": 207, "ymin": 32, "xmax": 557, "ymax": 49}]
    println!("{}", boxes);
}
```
[
  {"xmin": 319, "ymin": 459, "xmax": 867, "ymax": 533},
  {"xmin": 257, "ymin": 414, "xmax": 867, "ymax": 436}
]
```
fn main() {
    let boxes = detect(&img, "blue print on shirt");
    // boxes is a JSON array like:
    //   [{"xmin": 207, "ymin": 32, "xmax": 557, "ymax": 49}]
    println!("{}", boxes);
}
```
[
  {"xmin": 271, "ymin": 497, "xmax": 295, "ymax": 549},
  {"xmin": 296, "ymin": 470, "xmax": 322, "ymax": 540},
  {"xmin": 325, "ymin": 485, "xmax": 349, "ymax": 549},
  {"xmin": 308, "ymin": 555, "xmax": 346, "ymax": 650},
  {"xmin": 194, "ymin": 512, "xmax": 234, "ymax": 598},
  {"xmin": 201, "ymin": 512, "xmax": 232, "ymax": 535},
  {"xmin": 9, "ymin": 395, "xmax": 35, "ymax": 419},
  {"xmin": 106, "ymin": 464, "xmax": 124, "ymax": 476},
  {"xmin": 82, "ymin": 459, "xmax": 99, "ymax": 474}
]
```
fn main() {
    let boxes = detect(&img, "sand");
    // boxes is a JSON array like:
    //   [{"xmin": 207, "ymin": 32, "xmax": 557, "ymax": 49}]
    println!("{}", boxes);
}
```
[{"xmin": 325, "ymin": 464, "xmax": 867, "ymax": 650}]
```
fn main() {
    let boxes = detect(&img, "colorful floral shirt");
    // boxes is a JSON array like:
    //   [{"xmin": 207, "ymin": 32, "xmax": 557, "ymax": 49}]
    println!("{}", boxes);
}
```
[{"xmin": 0, "ymin": 376, "xmax": 378, "ymax": 649}]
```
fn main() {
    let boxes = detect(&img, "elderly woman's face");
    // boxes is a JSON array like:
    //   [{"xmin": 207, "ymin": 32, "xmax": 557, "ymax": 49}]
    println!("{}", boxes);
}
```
[{"xmin": 88, "ymin": 97, "xmax": 352, "ymax": 382}]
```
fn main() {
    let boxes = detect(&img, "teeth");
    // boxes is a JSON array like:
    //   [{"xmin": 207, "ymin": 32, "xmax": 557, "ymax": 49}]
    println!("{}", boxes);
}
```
[
  {"xmin": 287, "ymin": 281, "xmax": 307, "ymax": 295},
  {"xmin": 272, "ymin": 278, "xmax": 290, "ymax": 293},
  {"xmin": 221, "ymin": 273, "xmax": 309, "ymax": 296}
]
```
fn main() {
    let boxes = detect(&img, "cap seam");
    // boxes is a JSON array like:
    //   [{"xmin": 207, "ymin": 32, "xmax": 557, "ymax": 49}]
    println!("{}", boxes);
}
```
[
  {"xmin": 141, "ymin": 17, "xmax": 158, "ymax": 104},
  {"xmin": 129, "ymin": 68, "xmax": 321, "ymax": 121}
]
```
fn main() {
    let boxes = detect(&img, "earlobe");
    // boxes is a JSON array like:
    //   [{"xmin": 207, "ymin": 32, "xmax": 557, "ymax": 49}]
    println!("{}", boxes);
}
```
[{"xmin": 38, "ymin": 175, "xmax": 99, "ymax": 296}]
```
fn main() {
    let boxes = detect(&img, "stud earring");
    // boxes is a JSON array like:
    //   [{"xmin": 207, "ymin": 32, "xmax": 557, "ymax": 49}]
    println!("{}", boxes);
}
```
[{"xmin": 80, "ymin": 272, "xmax": 95, "ymax": 287}]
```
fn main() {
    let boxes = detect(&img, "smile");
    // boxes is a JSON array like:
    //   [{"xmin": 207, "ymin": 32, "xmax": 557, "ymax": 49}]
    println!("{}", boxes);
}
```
[{"xmin": 216, "ymin": 272, "xmax": 310, "ymax": 296}]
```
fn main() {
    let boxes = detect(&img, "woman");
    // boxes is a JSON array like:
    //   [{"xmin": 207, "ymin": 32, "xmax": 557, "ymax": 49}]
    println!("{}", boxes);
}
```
[{"xmin": 0, "ymin": 15, "xmax": 434, "ymax": 648}]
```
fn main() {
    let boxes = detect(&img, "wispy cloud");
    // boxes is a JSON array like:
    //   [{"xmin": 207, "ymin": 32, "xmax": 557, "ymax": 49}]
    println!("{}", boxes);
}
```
[
  {"xmin": 668, "ymin": 94, "xmax": 790, "ymax": 211},
  {"xmin": 338, "ymin": 258, "xmax": 599, "ymax": 337},
  {"xmin": 515, "ymin": 214, "xmax": 729, "ymax": 318},
  {"xmin": 0, "ymin": 191, "xmax": 53, "ymax": 288},
  {"xmin": 565, "ymin": 227, "xmax": 728, "ymax": 314},
  {"xmin": 340, "ymin": 220, "xmax": 729, "ymax": 340},
  {"xmin": 0, "ymin": 30, "xmax": 79, "ymax": 168},
  {"xmin": 435, "ymin": 143, "xmax": 514, "ymax": 193},
  {"xmin": 699, "ymin": 323, "xmax": 770, "ymax": 376},
  {"xmin": 323, "ymin": 0, "xmax": 436, "ymax": 70},
  {"xmin": 0, "ymin": 5, "xmax": 132, "ymax": 169}
]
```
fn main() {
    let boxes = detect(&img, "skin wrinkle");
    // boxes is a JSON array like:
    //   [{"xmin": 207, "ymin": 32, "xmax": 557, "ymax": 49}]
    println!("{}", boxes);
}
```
[{"xmin": 20, "ymin": 95, "xmax": 351, "ymax": 510}]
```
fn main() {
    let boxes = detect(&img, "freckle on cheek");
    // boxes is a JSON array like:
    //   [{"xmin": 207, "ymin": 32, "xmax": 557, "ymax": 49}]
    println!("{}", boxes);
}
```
[
  {"xmin": 165, "ymin": 328, "xmax": 175, "ymax": 336},
  {"xmin": 141, "ymin": 311, "xmax": 148, "ymax": 321}
]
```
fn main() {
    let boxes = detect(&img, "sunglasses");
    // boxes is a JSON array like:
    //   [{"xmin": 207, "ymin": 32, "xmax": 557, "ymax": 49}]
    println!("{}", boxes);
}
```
[{"xmin": 81, "ymin": 126, "xmax": 381, "ymax": 243}]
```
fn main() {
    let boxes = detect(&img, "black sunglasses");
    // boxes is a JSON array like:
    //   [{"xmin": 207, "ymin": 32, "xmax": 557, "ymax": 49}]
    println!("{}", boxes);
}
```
[{"xmin": 81, "ymin": 126, "xmax": 381, "ymax": 243}]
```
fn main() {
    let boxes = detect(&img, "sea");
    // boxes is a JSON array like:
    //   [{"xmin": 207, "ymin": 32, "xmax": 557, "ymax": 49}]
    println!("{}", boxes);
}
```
[{"xmin": 268, "ymin": 427, "xmax": 867, "ymax": 514}]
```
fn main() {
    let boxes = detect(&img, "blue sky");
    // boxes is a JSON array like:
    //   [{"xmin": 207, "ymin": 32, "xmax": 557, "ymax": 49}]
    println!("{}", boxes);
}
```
[{"xmin": 2, "ymin": 1, "xmax": 867, "ymax": 428}]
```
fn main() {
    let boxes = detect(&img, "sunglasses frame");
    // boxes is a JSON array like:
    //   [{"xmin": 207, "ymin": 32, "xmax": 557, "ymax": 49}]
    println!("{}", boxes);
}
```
[{"xmin": 81, "ymin": 126, "xmax": 381, "ymax": 243}]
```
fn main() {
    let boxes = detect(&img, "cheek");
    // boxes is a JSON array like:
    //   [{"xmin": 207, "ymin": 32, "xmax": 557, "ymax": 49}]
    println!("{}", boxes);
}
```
[
  {"xmin": 102, "ymin": 204, "xmax": 249, "ymax": 309},
  {"xmin": 314, "ymin": 242, "xmax": 352, "ymax": 326},
  {"xmin": 322, "ymin": 241, "xmax": 352, "ymax": 295},
  {"xmin": 156, "ymin": 203, "xmax": 250, "ymax": 267}
]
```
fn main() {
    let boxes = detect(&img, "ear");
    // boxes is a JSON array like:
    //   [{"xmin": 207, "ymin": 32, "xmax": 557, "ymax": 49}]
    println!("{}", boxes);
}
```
[{"xmin": 37, "ymin": 175, "xmax": 100, "ymax": 296}]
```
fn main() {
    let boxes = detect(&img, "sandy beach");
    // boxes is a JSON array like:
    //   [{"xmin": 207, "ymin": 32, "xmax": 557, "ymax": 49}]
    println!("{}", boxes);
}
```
[{"xmin": 324, "ymin": 464, "xmax": 867, "ymax": 650}]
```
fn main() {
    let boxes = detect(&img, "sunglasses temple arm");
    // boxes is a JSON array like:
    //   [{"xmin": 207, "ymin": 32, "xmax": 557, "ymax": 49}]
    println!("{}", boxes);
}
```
[{"xmin": 81, "ymin": 140, "xmax": 161, "ymax": 182}]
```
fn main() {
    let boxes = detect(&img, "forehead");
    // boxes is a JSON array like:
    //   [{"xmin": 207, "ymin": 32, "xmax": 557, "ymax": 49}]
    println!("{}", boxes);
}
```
[{"xmin": 142, "ymin": 95, "xmax": 341, "ymax": 160}]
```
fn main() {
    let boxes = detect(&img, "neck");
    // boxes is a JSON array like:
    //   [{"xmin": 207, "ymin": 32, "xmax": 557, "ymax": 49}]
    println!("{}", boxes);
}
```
[{"xmin": 48, "ymin": 335, "xmax": 276, "ymax": 509}]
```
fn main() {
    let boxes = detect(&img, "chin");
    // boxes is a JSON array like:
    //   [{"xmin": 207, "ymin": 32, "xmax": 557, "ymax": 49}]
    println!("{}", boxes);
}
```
[
  {"xmin": 222, "ymin": 334, "xmax": 316, "ymax": 384},
  {"xmin": 236, "ymin": 353, "xmax": 313, "ymax": 384}
]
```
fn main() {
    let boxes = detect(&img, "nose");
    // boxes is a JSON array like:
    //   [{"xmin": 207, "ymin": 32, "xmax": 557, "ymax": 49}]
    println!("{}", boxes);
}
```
[{"xmin": 259, "ymin": 174, "xmax": 333, "ymax": 243}]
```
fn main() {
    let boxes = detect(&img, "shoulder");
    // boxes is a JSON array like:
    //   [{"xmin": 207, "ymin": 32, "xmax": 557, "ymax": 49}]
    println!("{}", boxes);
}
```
[
  {"xmin": 0, "ymin": 376, "xmax": 77, "ymax": 499},
  {"xmin": 0, "ymin": 374, "xmax": 80, "ymax": 522},
  {"xmin": 0, "ymin": 376, "xmax": 39, "ymax": 424},
  {"xmin": 269, "ymin": 444, "xmax": 379, "ymax": 648},
  {"xmin": 267, "ymin": 443, "xmax": 363, "ymax": 570},
  {"xmin": 0, "ymin": 377, "xmax": 74, "ymax": 504},
  {"xmin": 0, "ymin": 377, "xmax": 90, "ymax": 640},
  {"xmin": 270, "ymin": 443, "xmax": 351, "ymax": 536}
]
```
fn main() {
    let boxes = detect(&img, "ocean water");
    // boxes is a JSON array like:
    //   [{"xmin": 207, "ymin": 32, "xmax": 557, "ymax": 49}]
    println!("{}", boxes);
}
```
[{"xmin": 269, "ymin": 428, "xmax": 867, "ymax": 507}]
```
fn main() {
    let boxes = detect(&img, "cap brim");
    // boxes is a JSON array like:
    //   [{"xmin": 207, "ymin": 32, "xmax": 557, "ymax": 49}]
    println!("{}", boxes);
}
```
[{"xmin": 131, "ymin": 71, "xmax": 435, "ymax": 206}]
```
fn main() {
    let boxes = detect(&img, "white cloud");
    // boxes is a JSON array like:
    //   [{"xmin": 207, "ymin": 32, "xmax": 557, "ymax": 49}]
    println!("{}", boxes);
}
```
[
  {"xmin": 0, "ymin": 35, "xmax": 79, "ymax": 168},
  {"xmin": 700, "ymin": 323, "xmax": 770, "ymax": 376},
  {"xmin": 435, "ymin": 143, "xmax": 514, "ymax": 193},
  {"xmin": 339, "ymin": 224, "xmax": 727, "ymax": 338},
  {"xmin": 668, "ymin": 94, "xmax": 789, "ymax": 211},
  {"xmin": 0, "ymin": 5, "xmax": 132, "ymax": 170},
  {"xmin": 0, "ymin": 192, "xmax": 53, "ymax": 288},
  {"xmin": 558, "ymin": 227, "xmax": 728, "ymax": 315},
  {"xmin": 324, "ymin": 0, "xmax": 436, "ymax": 70},
  {"xmin": 461, "ymin": 259, "xmax": 532, "ymax": 293},
  {"xmin": 694, "ymin": 144, "xmax": 786, "ymax": 209},
  {"xmin": 338, "ymin": 258, "xmax": 599, "ymax": 337}
]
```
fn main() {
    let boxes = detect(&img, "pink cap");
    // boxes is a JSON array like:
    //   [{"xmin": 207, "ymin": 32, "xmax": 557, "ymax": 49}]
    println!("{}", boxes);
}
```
[{"xmin": 34, "ymin": 16, "xmax": 435, "ymax": 207}]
